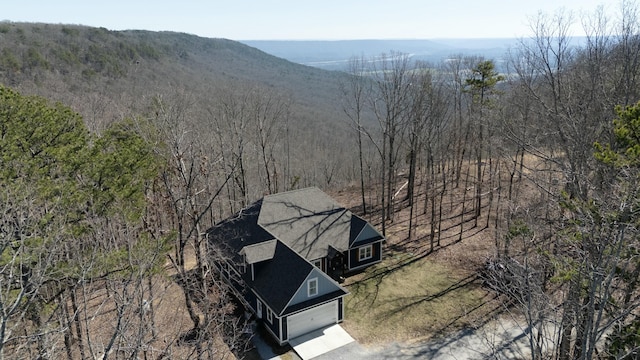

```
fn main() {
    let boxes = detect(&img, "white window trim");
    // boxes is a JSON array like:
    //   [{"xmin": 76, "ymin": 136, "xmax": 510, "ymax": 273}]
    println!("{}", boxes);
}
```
[
  {"xmin": 266, "ymin": 307, "xmax": 273, "ymax": 323},
  {"xmin": 359, "ymin": 245, "xmax": 373, "ymax": 261},
  {"xmin": 257, "ymin": 300, "xmax": 262, "ymax": 318},
  {"xmin": 312, "ymin": 259, "xmax": 322, "ymax": 269},
  {"xmin": 307, "ymin": 278, "xmax": 318, "ymax": 297}
]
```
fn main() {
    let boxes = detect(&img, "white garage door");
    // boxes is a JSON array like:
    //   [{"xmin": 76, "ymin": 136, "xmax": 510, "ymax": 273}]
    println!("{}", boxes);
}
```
[{"xmin": 287, "ymin": 300, "xmax": 338, "ymax": 339}]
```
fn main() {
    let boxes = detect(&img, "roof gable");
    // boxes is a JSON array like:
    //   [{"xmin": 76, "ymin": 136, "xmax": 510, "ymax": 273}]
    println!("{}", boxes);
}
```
[
  {"xmin": 351, "ymin": 215, "xmax": 384, "ymax": 245},
  {"xmin": 249, "ymin": 241, "xmax": 315, "ymax": 314},
  {"xmin": 240, "ymin": 239, "xmax": 277, "ymax": 264},
  {"xmin": 285, "ymin": 267, "xmax": 345, "ymax": 309}
]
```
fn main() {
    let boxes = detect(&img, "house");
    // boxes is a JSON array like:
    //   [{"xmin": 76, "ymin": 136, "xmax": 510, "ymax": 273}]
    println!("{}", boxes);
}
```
[{"xmin": 206, "ymin": 187, "xmax": 385, "ymax": 344}]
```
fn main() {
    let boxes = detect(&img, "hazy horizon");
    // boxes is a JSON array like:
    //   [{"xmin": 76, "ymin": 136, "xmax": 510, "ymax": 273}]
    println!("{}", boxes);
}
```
[{"xmin": 3, "ymin": 0, "xmax": 617, "ymax": 41}]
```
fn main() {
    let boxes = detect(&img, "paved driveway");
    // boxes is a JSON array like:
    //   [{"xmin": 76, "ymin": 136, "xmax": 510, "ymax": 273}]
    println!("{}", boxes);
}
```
[
  {"xmin": 290, "ymin": 325, "xmax": 355, "ymax": 360},
  {"xmin": 253, "ymin": 317, "xmax": 538, "ymax": 360},
  {"xmin": 313, "ymin": 318, "xmax": 537, "ymax": 360}
]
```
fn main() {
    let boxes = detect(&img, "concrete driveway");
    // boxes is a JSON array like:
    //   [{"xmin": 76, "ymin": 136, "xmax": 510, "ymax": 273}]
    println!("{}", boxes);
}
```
[
  {"xmin": 252, "ymin": 317, "xmax": 539, "ymax": 360},
  {"xmin": 306, "ymin": 318, "xmax": 538, "ymax": 360},
  {"xmin": 250, "ymin": 323, "xmax": 356, "ymax": 360},
  {"xmin": 289, "ymin": 324, "xmax": 355, "ymax": 360}
]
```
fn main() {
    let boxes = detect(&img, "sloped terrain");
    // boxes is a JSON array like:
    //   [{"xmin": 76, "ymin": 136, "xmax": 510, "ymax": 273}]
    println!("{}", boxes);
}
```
[{"xmin": 0, "ymin": 22, "xmax": 354, "ymax": 144}]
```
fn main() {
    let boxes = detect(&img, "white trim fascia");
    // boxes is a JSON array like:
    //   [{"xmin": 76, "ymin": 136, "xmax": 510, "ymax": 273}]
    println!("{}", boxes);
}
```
[
  {"xmin": 256, "ymin": 299, "xmax": 263, "ymax": 318},
  {"xmin": 351, "ymin": 219, "xmax": 385, "ymax": 245},
  {"xmin": 267, "ymin": 306, "xmax": 273, "ymax": 323},
  {"xmin": 278, "ymin": 268, "xmax": 313, "ymax": 317},
  {"xmin": 352, "ymin": 224, "xmax": 366, "ymax": 246},
  {"xmin": 275, "ymin": 241, "xmax": 349, "ymax": 316}
]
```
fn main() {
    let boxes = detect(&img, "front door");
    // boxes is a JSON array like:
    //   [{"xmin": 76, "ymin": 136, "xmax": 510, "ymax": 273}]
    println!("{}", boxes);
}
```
[{"xmin": 328, "ymin": 252, "xmax": 345, "ymax": 280}]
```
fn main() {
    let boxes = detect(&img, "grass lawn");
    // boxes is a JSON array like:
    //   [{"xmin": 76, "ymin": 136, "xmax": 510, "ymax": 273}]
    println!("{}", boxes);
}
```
[{"xmin": 342, "ymin": 251, "xmax": 492, "ymax": 344}]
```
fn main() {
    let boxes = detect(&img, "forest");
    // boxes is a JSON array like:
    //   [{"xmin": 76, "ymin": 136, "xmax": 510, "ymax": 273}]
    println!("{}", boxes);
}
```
[{"xmin": 1, "ymin": 2, "xmax": 640, "ymax": 359}]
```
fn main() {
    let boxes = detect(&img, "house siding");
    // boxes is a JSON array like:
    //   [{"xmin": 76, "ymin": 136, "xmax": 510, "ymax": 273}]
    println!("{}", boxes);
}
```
[
  {"xmin": 348, "ymin": 241, "xmax": 382, "ymax": 270},
  {"xmin": 244, "ymin": 291, "xmax": 258, "ymax": 313},
  {"xmin": 263, "ymin": 309, "xmax": 281, "ymax": 339},
  {"xmin": 213, "ymin": 259, "xmax": 252, "ymax": 310}
]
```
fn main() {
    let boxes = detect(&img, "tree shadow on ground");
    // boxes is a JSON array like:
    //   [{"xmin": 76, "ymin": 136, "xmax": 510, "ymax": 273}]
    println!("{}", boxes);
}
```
[
  {"xmin": 376, "ymin": 274, "xmax": 481, "ymax": 321},
  {"xmin": 346, "ymin": 212, "xmax": 490, "ymax": 310},
  {"xmin": 374, "ymin": 320, "xmax": 532, "ymax": 360}
]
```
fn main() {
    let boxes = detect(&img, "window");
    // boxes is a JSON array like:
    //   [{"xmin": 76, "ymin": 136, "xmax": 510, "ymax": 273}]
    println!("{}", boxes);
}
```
[
  {"xmin": 312, "ymin": 259, "xmax": 322, "ymax": 269},
  {"xmin": 307, "ymin": 278, "xmax": 318, "ymax": 297},
  {"xmin": 266, "ymin": 308, "xmax": 273, "ymax": 323},
  {"xmin": 359, "ymin": 245, "xmax": 373, "ymax": 261}
]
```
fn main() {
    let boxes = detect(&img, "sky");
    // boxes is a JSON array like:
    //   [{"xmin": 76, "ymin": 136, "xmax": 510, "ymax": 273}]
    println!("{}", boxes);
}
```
[{"xmin": 3, "ymin": 0, "xmax": 620, "ymax": 40}]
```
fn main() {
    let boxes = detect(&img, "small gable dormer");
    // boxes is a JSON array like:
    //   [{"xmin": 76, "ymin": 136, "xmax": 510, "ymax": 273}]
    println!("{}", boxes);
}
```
[
  {"xmin": 239, "ymin": 239, "xmax": 277, "ymax": 281},
  {"xmin": 350, "ymin": 215, "xmax": 384, "ymax": 246}
]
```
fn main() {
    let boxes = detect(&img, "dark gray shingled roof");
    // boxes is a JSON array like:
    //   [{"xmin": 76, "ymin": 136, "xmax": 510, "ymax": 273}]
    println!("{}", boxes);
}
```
[
  {"xmin": 258, "ymin": 187, "xmax": 353, "ymax": 260},
  {"xmin": 247, "ymin": 241, "xmax": 342, "ymax": 316},
  {"xmin": 206, "ymin": 200, "xmax": 274, "ymax": 264},
  {"xmin": 206, "ymin": 188, "xmax": 354, "ymax": 315}
]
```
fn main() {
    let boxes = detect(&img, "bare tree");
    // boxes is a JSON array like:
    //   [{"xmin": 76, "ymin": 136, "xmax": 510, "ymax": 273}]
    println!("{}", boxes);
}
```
[
  {"xmin": 341, "ymin": 56, "xmax": 370, "ymax": 214},
  {"xmin": 370, "ymin": 52, "xmax": 413, "ymax": 231},
  {"xmin": 212, "ymin": 89, "xmax": 252, "ymax": 212},
  {"xmin": 403, "ymin": 62, "xmax": 449, "ymax": 244},
  {"xmin": 249, "ymin": 89, "xmax": 290, "ymax": 195},
  {"xmin": 148, "ymin": 91, "xmax": 249, "ymax": 359}
]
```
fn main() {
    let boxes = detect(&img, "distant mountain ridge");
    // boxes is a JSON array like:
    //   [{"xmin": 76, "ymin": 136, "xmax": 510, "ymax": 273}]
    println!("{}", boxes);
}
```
[
  {"xmin": 0, "ymin": 22, "xmax": 350, "ymax": 129},
  {"xmin": 242, "ymin": 38, "xmax": 521, "ymax": 71},
  {"xmin": 0, "ymin": 22, "xmax": 363, "ymax": 190}
]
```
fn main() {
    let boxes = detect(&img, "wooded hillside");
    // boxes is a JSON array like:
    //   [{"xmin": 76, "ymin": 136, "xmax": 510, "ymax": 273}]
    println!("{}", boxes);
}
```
[
  {"xmin": 0, "ymin": 22, "xmax": 360, "ymax": 360},
  {"xmin": 0, "ymin": 22, "xmax": 357, "ymax": 195}
]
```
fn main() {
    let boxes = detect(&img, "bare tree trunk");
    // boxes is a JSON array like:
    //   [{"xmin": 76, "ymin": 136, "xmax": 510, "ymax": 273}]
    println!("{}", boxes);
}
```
[
  {"xmin": 407, "ymin": 147, "xmax": 417, "ymax": 207},
  {"xmin": 475, "ymin": 149, "xmax": 482, "ymax": 228},
  {"xmin": 341, "ymin": 56, "xmax": 369, "ymax": 215},
  {"xmin": 62, "ymin": 293, "xmax": 74, "ymax": 360},
  {"xmin": 358, "ymin": 129, "xmax": 367, "ymax": 214},
  {"xmin": 428, "ymin": 152, "xmax": 436, "ymax": 252},
  {"xmin": 70, "ymin": 289, "xmax": 86, "ymax": 360},
  {"xmin": 437, "ymin": 159, "xmax": 446, "ymax": 247},
  {"xmin": 408, "ymin": 183, "xmax": 415, "ymax": 241},
  {"xmin": 459, "ymin": 164, "xmax": 471, "ymax": 242}
]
